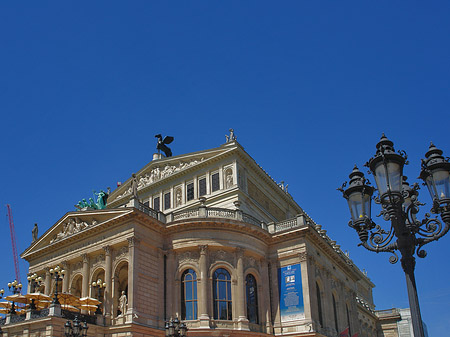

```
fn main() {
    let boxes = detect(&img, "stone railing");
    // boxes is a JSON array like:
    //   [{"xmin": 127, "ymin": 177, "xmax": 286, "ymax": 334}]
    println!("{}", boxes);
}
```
[
  {"xmin": 10, "ymin": 314, "xmax": 26, "ymax": 324},
  {"xmin": 375, "ymin": 308, "xmax": 400, "ymax": 317}
]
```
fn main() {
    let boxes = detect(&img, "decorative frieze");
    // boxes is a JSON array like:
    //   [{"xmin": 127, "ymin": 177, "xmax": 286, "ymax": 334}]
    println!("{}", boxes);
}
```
[
  {"xmin": 49, "ymin": 217, "xmax": 98, "ymax": 244},
  {"xmin": 178, "ymin": 251, "xmax": 200, "ymax": 266},
  {"xmin": 118, "ymin": 158, "xmax": 205, "ymax": 198},
  {"xmin": 93, "ymin": 254, "xmax": 104, "ymax": 267},
  {"xmin": 114, "ymin": 246, "xmax": 129, "ymax": 261},
  {"xmin": 211, "ymin": 249, "xmax": 234, "ymax": 267}
]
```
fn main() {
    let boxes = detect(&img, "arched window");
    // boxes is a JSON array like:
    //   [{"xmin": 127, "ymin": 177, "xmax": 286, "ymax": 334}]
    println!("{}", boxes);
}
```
[
  {"xmin": 332, "ymin": 294, "xmax": 339, "ymax": 332},
  {"xmin": 316, "ymin": 282, "xmax": 323, "ymax": 327},
  {"xmin": 213, "ymin": 268, "xmax": 232, "ymax": 320},
  {"xmin": 181, "ymin": 269, "xmax": 197, "ymax": 320},
  {"xmin": 245, "ymin": 274, "xmax": 259, "ymax": 324}
]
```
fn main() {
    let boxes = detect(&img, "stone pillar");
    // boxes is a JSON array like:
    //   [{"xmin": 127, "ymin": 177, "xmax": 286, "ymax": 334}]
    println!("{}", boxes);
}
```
[
  {"xmin": 104, "ymin": 245, "xmax": 112, "ymax": 322},
  {"xmin": 44, "ymin": 268, "xmax": 51, "ymax": 296},
  {"xmin": 269, "ymin": 259, "xmax": 281, "ymax": 334},
  {"xmin": 198, "ymin": 245, "xmax": 210, "ymax": 327},
  {"xmin": 81, "ymin": 254, "xmax": 90, "ymax": 315},
  {"xmin": 62, "ymin": 261, "xmax": 69, "ymax": 293},
  {"xmin": 166, "ymin": 251, "xmax": 176, "ymax": 318},
  {"xmin": 260, "ymin": 259, "xmax": 272, "ymax": 334},
  {"xmin": 127, "ymin": 236, "xmax": 138, "ymax": 321},
  {"xmin": 236, "ymin": 248, "xmax": 249, "ymax": 330}
]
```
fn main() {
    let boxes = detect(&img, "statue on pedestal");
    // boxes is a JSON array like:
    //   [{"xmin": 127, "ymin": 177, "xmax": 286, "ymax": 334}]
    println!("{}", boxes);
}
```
[{"xmin": 118, "ymin": 291, "xmax": 127, "ymax": 317}]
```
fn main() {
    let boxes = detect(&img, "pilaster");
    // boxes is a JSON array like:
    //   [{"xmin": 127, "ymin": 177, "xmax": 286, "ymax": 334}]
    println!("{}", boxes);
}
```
[{"xmin": 103, "ymin": 245, "xmax": 112, "ymax": 322}]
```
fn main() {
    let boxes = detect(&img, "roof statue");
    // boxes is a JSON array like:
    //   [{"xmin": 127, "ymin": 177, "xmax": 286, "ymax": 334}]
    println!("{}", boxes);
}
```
[
  {"xmin": 75, "ymin": 189, "xmax": 109, "ymax": 210},
  {"xmin": 225, "ymin": 128, "xmax": 236, "ymax": 143},
  {"xmin": 155, "ymin": 134, "xmax": 174, "ymax": 157},
  {"xmin": 32, "ymin": 223, "xmax": 38, "ymax": 242}
]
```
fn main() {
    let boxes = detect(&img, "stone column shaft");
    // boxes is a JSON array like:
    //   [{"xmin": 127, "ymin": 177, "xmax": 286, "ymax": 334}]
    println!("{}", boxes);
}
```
[
  {"xmin": 127, "ymin": 236, "xmax": 138, "ymax": 321},
  {"xmin": 62, "ymin": 261, "xmax": 69, "ymax": 293},
  {"xmin": 104, "ymin": 246, "xmax": 112, "ymax": 320},
  {"xmin": 198, "ymin": 245, "xmax": 210, "ymax": 327},
  {"xmin": 82, "ymin": 254, "xmax": 90, "ymax": 298},
  {"xmin": 236, "ymin": 249, "xmax": 249, "ymax": 330},
  {"xmin": 44, "ymin": 268, "xmax": 51, "ymax": 296}
]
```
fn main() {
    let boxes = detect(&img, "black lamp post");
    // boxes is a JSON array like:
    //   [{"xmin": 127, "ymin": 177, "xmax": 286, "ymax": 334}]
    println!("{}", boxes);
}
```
[
  {"xmin": 339, "ymin": 134, "xmax": 450, "ymax": 337},
  {"xmin": 7, "ymin": 280, "xmax": 22, "ymax": 314},
  {"xmin": 165, "ymin": 317, "xmax": 187, "ymax": 337},
  {"xmin": 91, "ymin": 279, "xmax": 106, "ymax": 314},
  {"xmin": 27, "ymin": 273, "xmax": 43, "ymax": 293},
  {"xmin": 50, "ymin": 265, "xmax": 66, "ymax": 305},
  {"xmin": 64, "ymin": 316, "xmax": 88, "ymax": 337}
]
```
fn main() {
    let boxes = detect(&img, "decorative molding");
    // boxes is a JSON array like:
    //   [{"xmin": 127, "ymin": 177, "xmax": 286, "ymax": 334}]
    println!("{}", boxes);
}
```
[
  {"xmin": 93, "ymin": 254, "xmax": 105, "ymax": 267},
  {"xmin": 114, "ymin": 246, "xmax": 129, "ymax": 261},
  {"xmin": 82, "ymin": 253, "xmax": 89, "ymax": 264},
  {"xmin": 244, "ymin": 256, "xmax": 256, "ymax": 270},
  {"xmin": 212, "ymin": 249, "xmax": 234, "ymax": 267},
  {"xmin": 298, "ymin": 251, "xmax": 308, "ymax": 262},
  {"xmin": 127, "ymin": 236, "xmax": 139, "ymax": 247},
  {"xmin": 178, "ymin": 251, "xmax": 200, "ymax": 265},
  {"xmin": 118, "ymin": 158, "xmax": 205, "ymax": 198},
  {"xmin": 198, "ymin": 245, "xmax": 208, "ymax": 255},
  {"xmin": 49, "ymin": 217, "xmax": 96, "ymax": 244},
  {"xmin": 72, "ymin": 261, "xmax": 83, "ymax": 272},
  {"xmin": 103, "ymin": 245, "xmax": 111, "ymax": 255}
]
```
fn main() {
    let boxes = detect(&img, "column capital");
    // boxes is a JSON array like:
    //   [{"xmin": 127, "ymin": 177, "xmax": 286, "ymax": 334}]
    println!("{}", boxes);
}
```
[
  {"xmin": 127, "ymin": 236, "xmax": 139, "ymax": 247},
  {"xmin": 103, "ymin": 245, "xmax": 112, "ymax": 255},
  {"xmin": 61, "ymin": 261, "xmax": 69, "ymax": 269},
  {"xmin": 299, "ymin": 251, "xmax": 308, "ymax": 262},
  {"xmin": 82, "ymin": 253, "xmax": 89, "ymax": 263},
  {"xmin": 199, "ymin": 245, "xmax": 208, "ymax": 255},
  {"xmin": 44, "ymin": 267, "xmax": 51, "ymax": 274}
]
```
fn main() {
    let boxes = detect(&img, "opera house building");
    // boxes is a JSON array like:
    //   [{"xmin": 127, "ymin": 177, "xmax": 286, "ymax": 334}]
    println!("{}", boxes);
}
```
[{"xmin": 0, "ymin": 135, "xmax": 404, "ymax": 336}]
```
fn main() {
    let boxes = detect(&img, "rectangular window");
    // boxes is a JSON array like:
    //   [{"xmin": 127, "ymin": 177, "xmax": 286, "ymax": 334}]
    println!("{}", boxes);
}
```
[
  {"xmin": 186, "ymin": 182, "xmax": 194, "ymax": 201},
  {"xmin": 211, "ymin": 172, "xmax": 220, "ymax": 192},
  {"xmin": 198, "ymin": 178, "xmax": 207, "ymax": 196},
  {"xmin": 164, "ymin": 192, "xmax": 171, "ymax": 210},
  {"xmin": 153, "ymin": 197, "xmax": 160, "ymax": 212}
]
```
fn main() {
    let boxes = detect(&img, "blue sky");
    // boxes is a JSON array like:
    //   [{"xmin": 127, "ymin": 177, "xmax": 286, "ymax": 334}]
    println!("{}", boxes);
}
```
[{"xmin": 1, "ymin": 1, "xmax": 449, "ymax": 335}]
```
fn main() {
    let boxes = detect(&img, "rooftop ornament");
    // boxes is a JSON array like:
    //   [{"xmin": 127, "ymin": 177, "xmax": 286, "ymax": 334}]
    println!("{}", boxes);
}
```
[
  {"xmin": 155, "ymin": 134, "xmax": 174, "ymax": 157},
  {"xmin": 339, "ymin": 134, "xmax": 450, "ymax": 337},
  {"xmin": 75, "ymin": 189, "xmax": 109, "ymax": 211}
]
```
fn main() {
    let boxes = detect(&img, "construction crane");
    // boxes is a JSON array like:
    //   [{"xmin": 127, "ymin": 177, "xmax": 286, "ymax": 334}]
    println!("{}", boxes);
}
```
[{"xmin": 6, "ymin": 204, "xmax": 21, "ymax": 285}]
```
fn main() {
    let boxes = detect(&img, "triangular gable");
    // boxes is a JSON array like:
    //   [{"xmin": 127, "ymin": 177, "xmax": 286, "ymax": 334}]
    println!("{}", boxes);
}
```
[
  {"xmin": 108, "ymin": 142, "xmax": 238, "ymax": 206},
  {"xmin": 21, "ymin": 209, "xmax": 133, "ymax": 259}
]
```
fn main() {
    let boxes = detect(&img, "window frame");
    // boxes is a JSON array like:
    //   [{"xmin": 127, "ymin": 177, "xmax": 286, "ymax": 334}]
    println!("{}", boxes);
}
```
[
  {"xmin": 212, "ymin": 268, "xmax": 232, "ymax": 320},
  {"xmin": 181, "ymin": 269, "xmax": 198, "ymax": 321}
]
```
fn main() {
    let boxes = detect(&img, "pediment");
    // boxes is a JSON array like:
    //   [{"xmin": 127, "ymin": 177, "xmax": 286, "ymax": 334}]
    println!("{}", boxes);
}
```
[
  {"xmin": 108, "ymin": 142, "xmax": 238, "ymax": 206},
  {"xmin": 21, "ymin": 209, "xmax": 133, "ymax": 259}
]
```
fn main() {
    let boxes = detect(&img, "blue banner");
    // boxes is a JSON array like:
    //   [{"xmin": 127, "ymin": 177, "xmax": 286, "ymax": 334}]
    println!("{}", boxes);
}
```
[{"xmin": 278, "ymin": 264, "xmax": 304, "ymax": 322}]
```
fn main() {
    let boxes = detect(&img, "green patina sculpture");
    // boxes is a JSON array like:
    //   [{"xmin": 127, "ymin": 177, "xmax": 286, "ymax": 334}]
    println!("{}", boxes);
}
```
[{"xmin": 76, "ymin": 189, "xmax": 109, "ymax": 210}]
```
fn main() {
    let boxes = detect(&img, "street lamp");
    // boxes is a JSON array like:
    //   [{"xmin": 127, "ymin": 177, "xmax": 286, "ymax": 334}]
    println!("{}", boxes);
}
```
[
  {"xmin": 27, "ymin": 273, "xmax": 44, "ymax": 293},
  {"xmin": 64, "ymin": 316, "xmax": 88, "ymax": 337},
  {"xmin": 50, "ymin": 265, "xmax": 65, "ymax": 304},
  {"xmin": 339, "ymin": 134, "xmax": 450, "ymax": 337},
  {"xmin": 165, "ymin": 317, "xmax": 187, "ymax": 337},
  {"xmin": 7, "ymin": 280, "xmax": 22, "ymax": 314},
  {"xmin": 91, "ymin": 279, "xmax": 106, "ymax": 314}
]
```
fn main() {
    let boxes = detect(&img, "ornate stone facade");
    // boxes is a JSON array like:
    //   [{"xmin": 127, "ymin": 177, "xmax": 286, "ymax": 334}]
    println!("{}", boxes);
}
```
[{"xmin": 12, "ymin": 139, "xmax": 385, "ymax": 337}]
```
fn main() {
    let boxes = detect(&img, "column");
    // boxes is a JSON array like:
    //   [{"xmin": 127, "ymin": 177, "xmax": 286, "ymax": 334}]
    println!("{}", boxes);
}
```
[
  {"xmin": 198, "ymin": 245, "xmax": 210, "ymax": 327},
  {"xmin": 62, "ymin": 261, "xmax": 69, "ymax": 293},
  {"xmin": 235, "ymin": 248, "xmax": 249, "ymax": 330},
  {"xmin": 166, "ymin": 251, "xmax": 176, "ymax": 318},
  {"xmin": 44, "ymin": 268, "xmax": 51, "ymax": 296},
  {"xmin": 103, "ymin": 245, "xmax": 112, "ymax": 321},
  {"xmin": 127, "ymin": 236, "xmax": 138, "ymax": 321},
  {"xmin": 260, "ymin": 259, "xmax": 272, "ymax": 334},
  {"xmin": 81, "ymin": 254, "xmax": 90, "ymax": 315},
  {"xmin": 82, "ymin": 254, "xmax": 90, "ymax": 297},
  {"xmin": 269, "ymin": 259, "xmax": 281, "ymax": 334}
]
